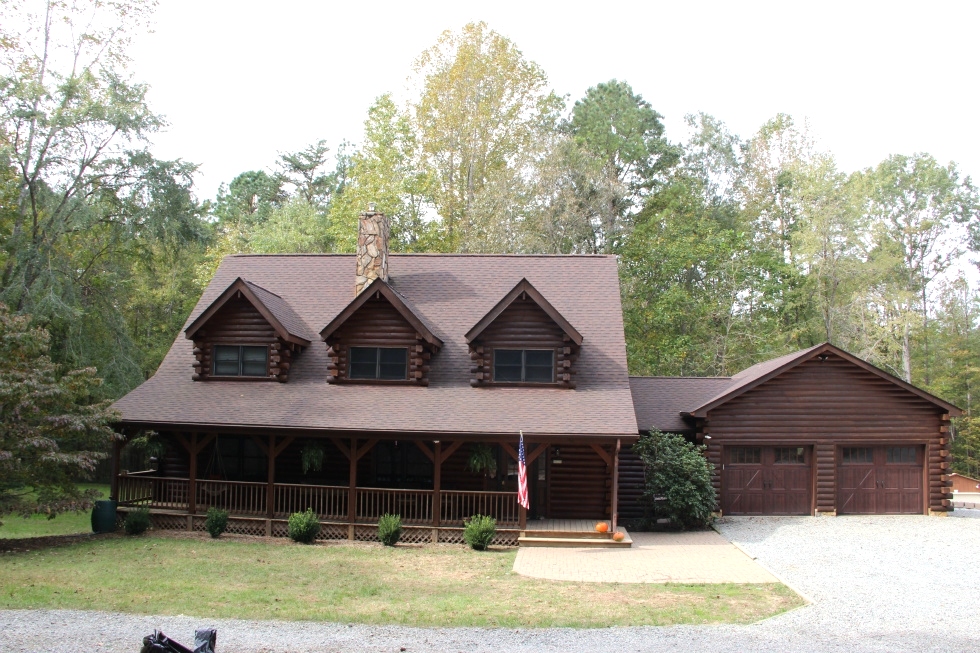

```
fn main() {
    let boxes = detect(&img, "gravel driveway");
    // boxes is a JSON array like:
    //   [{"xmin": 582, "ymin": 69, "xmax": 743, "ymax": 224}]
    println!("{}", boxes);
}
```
[{"xmin": 2, "ymin": 511, "xmax": 978, "ymax": 652}]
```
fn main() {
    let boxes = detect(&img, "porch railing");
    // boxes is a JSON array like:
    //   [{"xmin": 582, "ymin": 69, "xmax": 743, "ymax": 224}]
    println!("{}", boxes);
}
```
[
  {"xmin": 441, "ymin": 490, "xmax": 520, "ymax": 526},
  {"xmin": 275, "ymin": 483, "xmax": 347, "ymax": 520},
  {"xmin": 197, "ymin": 479, "xmax": 266, "ymax": 516},
  {"xmin": 115, "ymin": 476, "xmax": 520, "ymax": 527},
  {"xmin": 356, "ymin": 487, "xmax": 432, "ymax": 524},
  {"xmin": 118, "ymin": 475, "xmax": 189, "ymax": 510}
]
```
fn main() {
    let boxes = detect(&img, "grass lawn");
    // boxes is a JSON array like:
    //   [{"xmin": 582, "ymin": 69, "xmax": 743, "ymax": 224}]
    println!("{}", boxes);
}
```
[
  {"xmin": 0, "ymin": 533, "xmax": 803, "ymax": 627},
  {"xmin": 0, "ymin": 484, "xmax": 109, "ymax": 539}
]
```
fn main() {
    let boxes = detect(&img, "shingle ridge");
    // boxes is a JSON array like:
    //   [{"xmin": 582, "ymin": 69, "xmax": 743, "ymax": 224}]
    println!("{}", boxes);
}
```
[
  {"xmin": 630, "ymin": 375, "xmax": 732, "ymax": 380},
  {"xmin": 228, "ymin": 252, "xmax": 616, "ymax": 259}
]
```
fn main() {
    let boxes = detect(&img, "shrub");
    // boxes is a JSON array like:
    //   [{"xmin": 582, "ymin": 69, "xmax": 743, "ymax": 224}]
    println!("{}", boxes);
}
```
[
  {"xmin": 124, "ymin": 508, "xmax": 151, "ymax": 535},
  {"xmin": 633, "ymin": 430, "xmax": 715, "ymax": 530},
  {"xmin": 464, "ymin": 514, "xmax": 496, "ymax": 550},
  {"xmin": 377, "ymin": 513, "xmax": 402, "ymax": 546},
  {"xmin": 204, "ymin": 507, "xmax": 229, "ymax": 538},
  {"xmin": 287, "ymin": 508, "xmax": 320, "ymax": 544}
]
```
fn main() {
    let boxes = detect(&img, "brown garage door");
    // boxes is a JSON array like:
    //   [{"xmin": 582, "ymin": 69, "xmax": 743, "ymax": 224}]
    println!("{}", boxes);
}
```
[
  {"xmin": 837, "ymin": 446, "xmax": 923, "ymax": 514},
  {"xmin": 722, "ymin": 446, "xmax": 812, "ymax": 515}
]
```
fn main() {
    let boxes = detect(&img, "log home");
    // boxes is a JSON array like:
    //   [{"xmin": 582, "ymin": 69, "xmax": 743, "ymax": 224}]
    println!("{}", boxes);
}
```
[
  {"xmin": 111, "ymin": 210, "xmax": 637, "ymax": 544},
  {"xmin": 111, "ymin": 209, "xmax": 963, "ymax": 543}
]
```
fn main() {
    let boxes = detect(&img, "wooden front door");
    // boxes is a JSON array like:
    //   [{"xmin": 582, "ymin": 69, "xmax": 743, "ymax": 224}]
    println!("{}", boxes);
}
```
[
  {"xmin": 837, "ymin": 446, "xmax": 923, "ymax": 514},
  {"xmin": 722, "ymin": 446, "xmax": 812, "ymax": 515}
]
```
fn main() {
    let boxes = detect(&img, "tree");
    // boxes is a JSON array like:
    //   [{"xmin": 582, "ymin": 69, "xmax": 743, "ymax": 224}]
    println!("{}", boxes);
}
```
[
  {"xmin": 213, "ymin": 170, "xmax": 285, "ymax": 227},
  {"xmin": 0, "ymin": 0, "xmax": 207, "ymax": 394},
  {"xmin": 0, "ymin": 303, "xmax": 118, "ymax": 524},
  {"xmin": 632, "ymin": 430, "xmax": 714, "ymax": 530},
  {"xmin": 568, "ymin": 79, "xmax": 679, "ymax": 250},
  {"xmin": 863, "ymin": 153, "xmax": 978, "ymax": 382},
  {"xmin": 409, "ymin": 21, "xmax": 563, "ymax": 251}
]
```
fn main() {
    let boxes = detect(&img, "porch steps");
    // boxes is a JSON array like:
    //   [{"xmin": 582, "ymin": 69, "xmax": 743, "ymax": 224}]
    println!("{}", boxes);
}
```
[{"xmin": 518, "ymin": 528, "xmax": 632, "ymax": 548}]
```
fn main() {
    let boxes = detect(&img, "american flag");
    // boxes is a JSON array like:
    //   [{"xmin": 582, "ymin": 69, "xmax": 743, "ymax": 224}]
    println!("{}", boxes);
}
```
[{"xmin": 517, "ymin": 431, "xmax": 529, "ymax": 510}]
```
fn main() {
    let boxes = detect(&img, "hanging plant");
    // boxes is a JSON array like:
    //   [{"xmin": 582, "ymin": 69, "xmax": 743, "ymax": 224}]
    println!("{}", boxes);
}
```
[
  {"xmin": 466, "ymin": 443, "xmax": 497, "ymax": 478},
  {"xmin": 301, "ymin": 442, "xmax": 326, "ymax": 475}
]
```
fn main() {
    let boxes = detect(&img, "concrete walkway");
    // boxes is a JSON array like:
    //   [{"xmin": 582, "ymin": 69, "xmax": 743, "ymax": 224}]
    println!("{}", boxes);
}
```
[{"xmin": 512, "ymin": 530, "xmax": 777, "ymax": 583}]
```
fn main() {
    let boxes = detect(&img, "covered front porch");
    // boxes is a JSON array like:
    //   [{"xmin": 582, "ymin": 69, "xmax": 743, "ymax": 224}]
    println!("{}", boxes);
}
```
[{"xmin": 110, "ymin": 431, "xmax": 626, "ymax": 546}]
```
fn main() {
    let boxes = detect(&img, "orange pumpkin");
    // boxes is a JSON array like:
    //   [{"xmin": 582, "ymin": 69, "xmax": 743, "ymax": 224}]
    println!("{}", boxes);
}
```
[
  {"xmin": 595, "ymin": 522, "xmax": 609, "ymax": 533},
  {"xmin": 612, "ymin": 531, "xmax": 625, "ymax": 542}
]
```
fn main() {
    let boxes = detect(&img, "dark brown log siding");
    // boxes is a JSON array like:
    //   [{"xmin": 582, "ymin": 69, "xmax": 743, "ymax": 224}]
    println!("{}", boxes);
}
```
[
  {"xmin": 325, "ymin": 295, "xmax": 435, "ymax": 385},
  {"xmin": 548, "ymin": 445, "xmax": 608, "ymax": 518},
  {"xmin": 192, "ymin": 295, "xmax": 277, "ymax": 381},
  {"xmin": 704, "ymin": 354, "xmax": 952, "ymax": 514},
  {"xmin": 469, "ymin": 296, "xmax": 578, "ymax": 388}
]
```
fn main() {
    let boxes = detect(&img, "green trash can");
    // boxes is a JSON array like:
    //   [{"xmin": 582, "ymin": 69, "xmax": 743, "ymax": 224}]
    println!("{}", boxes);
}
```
[{"xmin": 91, "ymin": 499, "xmax": 118, "ymax": 533}]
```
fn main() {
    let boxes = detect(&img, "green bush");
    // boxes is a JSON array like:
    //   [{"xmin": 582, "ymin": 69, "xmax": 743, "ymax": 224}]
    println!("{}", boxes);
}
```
[
  {"xmin": 124, "ymin": 508, "xmax": 150, "ymax": 535},
  {"xmin": 377, "ymin": 513, "xmax": 402, "ymax": 546},
  {"xmin": 287, "ymin": 508, "xmax": 320, "ymax": 544},
  {"xmin": 463, "ymin": 514, "xmax": 496, "ymax": 550},
  {"xmin": 204, "ymin": 507, "xmax": 229, "ymax": 538},
  {"xmin": 633, "ymin": 430, "xmax": 715, "ymax": 530}
]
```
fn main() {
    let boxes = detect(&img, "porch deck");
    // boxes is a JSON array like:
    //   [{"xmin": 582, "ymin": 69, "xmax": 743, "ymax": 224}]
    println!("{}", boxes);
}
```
[{"xmin": 114, "ymin": 474, "xmax": 617, "ymax": 545}]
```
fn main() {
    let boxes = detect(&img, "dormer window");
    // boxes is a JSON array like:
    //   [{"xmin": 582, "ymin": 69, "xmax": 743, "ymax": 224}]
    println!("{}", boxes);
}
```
[
  {"xmin": 350, "ymin": 347, "xmax": 408, "ymax": 380},
  {"xmin": 213, "ymin": 345, "xmax": 269, "ymax": 377},
  {"xmin": 493, "ymin": 349, "xmax": 554, "ymax": 383}
]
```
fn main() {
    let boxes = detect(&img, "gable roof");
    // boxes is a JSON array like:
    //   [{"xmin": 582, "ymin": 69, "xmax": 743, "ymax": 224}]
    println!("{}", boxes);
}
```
[
  {"xmin": 629, "ymin": 376, "xmax": 733, "ymax": 433},
  {"xmin": 465, "ymin": 278, "xmax": 583, "ymax": 346},
  {"xmin": 184, "ymin": 277, "xmax": 314, "ymax": 346},
  {"xmin": 114, "ymin": 254, "xmax": 637, "ymax": 438},
  {"xmin": 685, "ymin": 342, "xmax": 962, "ymax": 417},
  {"xmin": 319, "ymin": 278, "xmax": 442, "ymax": 349}
]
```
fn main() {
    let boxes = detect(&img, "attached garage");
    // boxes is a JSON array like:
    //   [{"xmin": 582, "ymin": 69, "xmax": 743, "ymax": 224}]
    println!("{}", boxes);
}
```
[
  {"xmin": 837, "ymin": 445, "xmax": 923, "ymax": 514},
  {"xmin": 722, "ymin": 445, "xmax": 812, "ymax": 515},
  {"xmin": 627, "ymin": 343, "xmax": 962, "ymax": 518}
]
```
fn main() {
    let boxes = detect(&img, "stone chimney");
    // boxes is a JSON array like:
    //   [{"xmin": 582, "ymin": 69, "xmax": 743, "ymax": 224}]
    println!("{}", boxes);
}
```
[{"xmin": 355, "ymin": 204, "xmax": 389, "ymax": 296}]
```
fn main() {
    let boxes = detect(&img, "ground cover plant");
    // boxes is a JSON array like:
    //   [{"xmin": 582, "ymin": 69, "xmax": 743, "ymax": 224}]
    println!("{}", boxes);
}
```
[
  {"xmin": 377, "ymin": 513, "xmax": 402, "ymax": 546},
  {"xmin": 0, "ymin": 535, "xmax": 802, "ymax": 627}
]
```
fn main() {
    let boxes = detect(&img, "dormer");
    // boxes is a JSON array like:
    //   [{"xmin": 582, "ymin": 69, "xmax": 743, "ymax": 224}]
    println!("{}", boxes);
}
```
[
  {"xmin": 320, "ymin": 279, "xmax": 442, "ymax": 386},
  {"xmin": 184, "ymin": 277, "xmax": 313, "ymax": 382},
  {"xmin": 465, "ymin": 278, "xmax": 582, "ymax": 388}
]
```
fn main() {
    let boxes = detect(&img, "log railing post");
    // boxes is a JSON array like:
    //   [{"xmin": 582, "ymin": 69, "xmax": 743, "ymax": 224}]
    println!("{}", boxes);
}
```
[
  {"xmin": 611, "ymin": 438, "xmax": 621, "ymax": 533},
  {"xmin": 109, "ymin": 436, "xmax": 123, "ymax": 501},
  {"xmin": 348, "ymin": 437, "xmax": 357, "ymax": 540},
  {"xmin": 433, "ymin": 441, "xmax": 442, "ymax": 542},
  {"xmin": 266, "ymin": 434, "xmax": 276, "ymax": 535},
  {"xmin": 188, "ymin": 432, "xmax": 198, "ymax": 516}
]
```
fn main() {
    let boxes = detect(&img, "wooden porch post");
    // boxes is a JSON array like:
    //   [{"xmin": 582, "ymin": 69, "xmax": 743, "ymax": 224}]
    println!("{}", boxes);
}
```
[
  {"xmin": 188, "ymin": 432, "xmax": 198, "ymax": 516},
  {"xmin": 348, "ymin": 437, "xmax": 357, "ymax": 540},
  {"xmin": 611, "ymin": 438, "xmax": 621, "ymax": 533},
  {"xmin": 109, "ymin": 436, "xmax": 123, "ymax": 501},
  {"xmin": 266, "ymin": 434, "xmax": 276, "ymax": 535},
  {"xmin": 433, "ymin": 441, "xmax": 442, "ymax": 542}
]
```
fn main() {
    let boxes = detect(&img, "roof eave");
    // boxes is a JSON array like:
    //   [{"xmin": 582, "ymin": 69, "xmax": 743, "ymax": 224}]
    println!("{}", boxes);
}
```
[{"xmin": 464, "ymin": 278, "xmax": 584, "ymax": 346}]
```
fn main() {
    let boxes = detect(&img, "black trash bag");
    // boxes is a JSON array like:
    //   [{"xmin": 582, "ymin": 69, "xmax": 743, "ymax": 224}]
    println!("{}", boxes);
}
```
[{"xmin": 141, "ymin": 628, "xmax": 216, "ymax": 653}]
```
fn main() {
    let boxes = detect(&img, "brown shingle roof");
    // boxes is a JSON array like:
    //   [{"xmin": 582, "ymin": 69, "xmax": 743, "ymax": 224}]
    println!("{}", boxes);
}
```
[
  {"xmin": 629, "ymin": 376, "xmax": 733, "ymax": 433},
  {"xmin": 114, "ymin": 254, "xmax": 638, "ymax": 438}
]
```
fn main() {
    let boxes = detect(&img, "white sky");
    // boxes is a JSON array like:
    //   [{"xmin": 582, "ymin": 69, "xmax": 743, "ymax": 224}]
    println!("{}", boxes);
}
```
[{"xmin": 129, "ymin": 0, "xmax": 980, "ymax": 202}]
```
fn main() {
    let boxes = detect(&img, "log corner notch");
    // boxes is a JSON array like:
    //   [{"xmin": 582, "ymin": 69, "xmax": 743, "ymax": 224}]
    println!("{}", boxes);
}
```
[
  {"xmin": 321, "ymin": 280, "xmax": 443, "ymax": 386},
  {"xmin": 185, "ymin": 277, "xmax": 313, "ymax": 383}
]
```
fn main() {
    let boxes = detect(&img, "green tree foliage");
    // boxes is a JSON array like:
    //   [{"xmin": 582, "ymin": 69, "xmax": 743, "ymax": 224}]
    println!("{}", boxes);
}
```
[
  {"xmin": 409, "ymin": 21, "xmax": 563, "ymax": 251},
  {"xmin": 569, "ymin": 79, "xmax": 679, "ymax": 250},
  {"xmin": 632, "ymin": 430, "xmax": 715, "ymax": 530},
  {"xmin": 0, "ymin": 0, "xmax": 208, "ymax": 394},
  {"xmin": 0, "ymin": 303, "xmax": 118, "ymax": 523}
]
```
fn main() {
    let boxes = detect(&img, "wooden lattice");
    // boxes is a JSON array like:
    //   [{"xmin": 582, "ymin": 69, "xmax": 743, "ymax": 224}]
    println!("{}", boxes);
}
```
[
  {"xmin": 225, "ymin": 518, "xmax": 265, "ymax": 536},
  {"xmin": 436, "ymin": 529, "xmax": 465, "ymax": 544},
  {"xmin": 151, "ymin": 514, "xmax": 187, "ymax": 532},
  {"xmin": 399, "ymin": 527, "xmax": 433, "ymax": 544},
  {"xmin": 192, "ymin": 517, "xmax": 207, "ymax": 532},
  {"xmin": 271, "ymin": 520, "xmax": 290, "ymax": 538},
  {"xmin": 318, "ymin": 523, "xmax": 348, "ymax": 541},
  {"xmin": 354, "ymin": 525, "xmax": 379, "ymax": 542},
  {"xmin": 493, "ymin": 531, "xmax": 519, "ymax": 546}
]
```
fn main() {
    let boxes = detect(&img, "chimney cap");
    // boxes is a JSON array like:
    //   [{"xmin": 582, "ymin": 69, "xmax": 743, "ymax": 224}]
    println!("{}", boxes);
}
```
[{"xmin": 367, "ymin": 202, "xmax": 377, "ymax": 212}]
